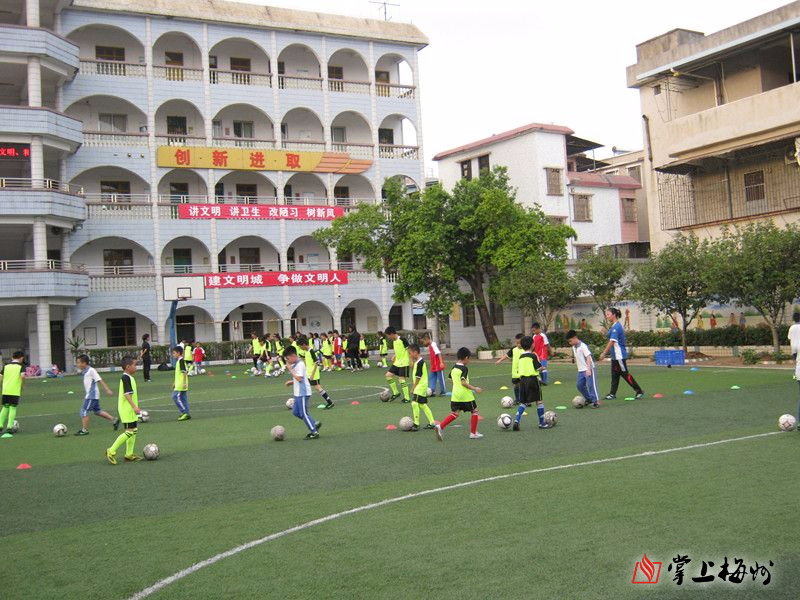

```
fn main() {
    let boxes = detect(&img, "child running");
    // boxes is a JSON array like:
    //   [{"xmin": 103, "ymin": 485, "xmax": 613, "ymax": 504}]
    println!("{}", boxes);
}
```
[
  {"xmin": 298, "ymin": 337, "xmax": 334, "ymax": 410},
  {"xmin": 384, "ymin": 327, "xmax": 411, "ymax": 403},
  {"xmin": 283, "ymin": 346, "xmax": 321, "ymax": 439},
  {"xmin": 495, "ymin": 333, "xmax": 523, "ymax": 403},
  {"xmin": 407, "ymin": 344, "xmax": 436, "ymax": 431},
  {"xmin": 106, "ymin": 356, "xmax": 142, "ymax": 464},
  {"xmin": 172, "ymin": 346, "xmax": 191, "ymax": 421},
  {"xmin": 0, "ymin": 351, "xmax": 25, "ymax": 438},
  {"xmin": 74, "ymin": 354, "xmax": 118, "ymax": 436},
  {"xmin": 513, "ymin": 336, "xmax": 551, "ymax": 430},
  {"xmin": 435, "ymin": 347, "xmax": 483, "ymax": 440},
  {"xmin": 567, "ymin": 329, "xmax": 599, "ymax": 408}
]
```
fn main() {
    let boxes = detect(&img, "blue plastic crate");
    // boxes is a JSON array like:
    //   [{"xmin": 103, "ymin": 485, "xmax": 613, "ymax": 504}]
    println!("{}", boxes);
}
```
[{"xmin": 654, "ymin": 349, "xmax": 685, "ymax": 366}]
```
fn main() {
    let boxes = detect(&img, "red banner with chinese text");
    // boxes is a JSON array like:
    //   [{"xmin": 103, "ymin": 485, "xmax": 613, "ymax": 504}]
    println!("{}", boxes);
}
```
[
  {"xmin": 203, "ymin": 270, "xmax": 349, "ymax": 288},
  {"xmin": 178, "ymin": 204, "xmax": 344, "ymax": 220}
]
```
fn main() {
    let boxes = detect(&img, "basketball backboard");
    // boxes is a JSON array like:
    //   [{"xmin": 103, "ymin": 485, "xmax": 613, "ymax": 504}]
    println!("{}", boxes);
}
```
[{"xmin": 162, "ymin": 275, "xmax": 206, "ymax": 301}]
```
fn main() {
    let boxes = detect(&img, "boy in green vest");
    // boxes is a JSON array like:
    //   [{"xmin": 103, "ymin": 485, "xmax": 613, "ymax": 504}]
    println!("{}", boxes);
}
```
[
  {"xmin": 407, "ymin": 344, "xmax": 436, "ymax": 431},
  {"xmin": 106, "ymin": 356, "xmax": 142, "ymax": 464},
  {"xmin": 377, "ymin": 332, "xmax": 389, "ymax": 368},
  {"xmin": 172, "ymin": 346, "xmax": 191, "ymax": 421},
  {"xmin": 514, "ymin": 336, "xmax": 551, "ymax": 431},
  {"xmin": 435, "ymin": 347, "xmax": 483, "ymax": 441},
  {"xmin": 384, "ymin": 327, "xmax": 411, "ymax": 402},
  {"xmin": 0, "ymin": 351, "xmax": 25, "ymax": 438},
  {"xmin": 495, "ymin": 333, "xmax": 524, "ymax": 403},
  {"xmin": 298, "ymin": 337, "xmax": 334, "ymax": 409}
]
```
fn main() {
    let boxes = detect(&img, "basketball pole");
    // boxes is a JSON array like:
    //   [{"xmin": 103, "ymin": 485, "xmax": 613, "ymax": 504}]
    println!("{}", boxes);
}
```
[{"xmin": 168, "ymin": 300, "xmax": 179, "ymax": 367}]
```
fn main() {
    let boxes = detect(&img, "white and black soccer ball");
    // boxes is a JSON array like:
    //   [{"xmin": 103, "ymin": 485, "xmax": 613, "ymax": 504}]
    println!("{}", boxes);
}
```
[
  {"xmin": 544, "ymin": 410, "xmax": 558, "ymax": 427},
  {"xmin": 11, "ymin": 419, "xmax": 19, "ymax": 433},
  {"xmin": 200, "ymin": 369, "xmax": 207, "ymax": 375},
  {"xmin": 379, "ymin": 389, "xmax": 392, "ymax": 402},
  {"xmin": 572, "ymin": 395, "xmax": 587, "ymax": 409},
  {"xmin": 427, "ymin": 387, "xmax": 433, "ymax": 397},
  {"xmin": 143, "ymin": 443, "xmax": 160, "ymax": 460},
  {"xmin": 500, "ymin": 396, "xmax": 514, "ymax": 409},
  {"xmin": 399, "ymin": 416, "xmax": 414, "ymax": 431},
  {"xmin": 285, "ymin": 398, "xmax": 294, "ymax": 410},
  {"xmin": 778, "ymin": 414, "xmax": 797, "ymax": 431},
  {"xmin": 271, "ymin": 425, "xmax": 286, "ymax": 441},
  {"xmin": 250, "ymin": 367, "xmax": 258, "ymax": 375},
  {"xmin": 52, "ymin": 423, "xmax": 67, "ymax": 437},
  {"xmin": 497, "ymin": 413, "xmax": 513, "ymax": 429},
  {"xmin": 138, "ymin": 410, "xmax": 150, "ymax": 423}
]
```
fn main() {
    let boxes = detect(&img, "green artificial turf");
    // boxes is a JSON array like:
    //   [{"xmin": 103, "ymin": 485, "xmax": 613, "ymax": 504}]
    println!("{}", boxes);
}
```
[{"xmin": 1, "ymin": 362, "xmax": 797, "ymax": 599}]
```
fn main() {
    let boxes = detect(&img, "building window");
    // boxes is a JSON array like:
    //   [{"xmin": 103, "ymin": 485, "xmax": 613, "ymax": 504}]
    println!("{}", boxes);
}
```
[
  {"xmin": 462, "ymin": 301, "xmax": 476, "ymax": 327},
  {"xmin": 230, "ymin": 57, "xmax": 251, "ymax": 72},
  {"xmin": 413, "ymin": 313, "xmax": 428, "ymax": 330},
  {"xmin": 545, "ymin": 168, "xmax": 563, "ymax": 195},
  {"xmin": 378, "ymin": 128, "xmax": 394, "ymax": 145},
  {"xmin": 460, "ymin": 160, "xmax": 473, "ymax": 181},
  {"xmin": 744, "ymin": 170, "xmax": 765, "ymax": 202},
  {"xmin": 103, "ymin": 248, "xmax": 133, "ymax": 274},
  {"xmin": 389, "ymin": 305, "xmax": 404, "ymax": 330},
  {"xmin": 622, "ymin": 198, "xmax": 638, "ymax": 222},
  {"xmin": 653, "ymin": 84, "xmax": 661, "ymax": 96},
  {"xmin": 235, "ymin": 183, "xmax": 258, "ymax": 203},
  {"xmin": 100, "ymin": 180, "xmax": 131, "ymax": 201},
  {"xmin": 106, "ymin": 317, "xmax": 136, "ymax": 347},
  {"xmin": 233, "ymin": 121, "xmax": 254, "ymax": 140},
  {"xmin": 98, "ymin": 113, "xmax": 127, "ymax": 133},
  {"xmin": 572, "ymin": 194, "xmax": 592, "ymax": 221},
  {"xmin": 490, "ymin": 300, "xmax": 504, "ymax": 326},
  {"xmin": 241, "ymin": 312, "xmax": 263, "ymax": 338},
  {"xmin": 477, "ymin": 154, "xmax": 490, "ymax": 173},
  {"xmin": 627, "ymin": 165, "xmax": 642, "ymax": 183},
  {"xmin": 95, "ymin": 46, "xmax": 125, "ymax": 62},
  {"xmin": 176, "ymin": 315, "xmax": 195, "ymax": 343},
  {"xmin": 169, "ymin": 182, "xmax": 189, "ymax": 203},
  {"xmin": 239, "ymin": 247, "xmax": 261, "ymax": 270},
  {"xmin": 547, "ymin": 215, "xmax": 567, "ymax": 226},
  {"xmin": 574, "ymin": 245, "xmax": 595, "ymax": 259},
  {"xmin": 341, "ymin": 307, "xmax": 356, "ymax": 332}
]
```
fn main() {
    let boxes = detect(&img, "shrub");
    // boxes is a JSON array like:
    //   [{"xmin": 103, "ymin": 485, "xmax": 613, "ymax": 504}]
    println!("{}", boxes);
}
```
[{"xmin": 740, "ymin": 349, "xmax": 759, "ymax": 365}]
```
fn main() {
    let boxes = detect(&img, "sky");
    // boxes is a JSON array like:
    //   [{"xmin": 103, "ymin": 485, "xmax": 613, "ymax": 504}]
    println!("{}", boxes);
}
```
[{"xmin": 248, "ymin": 0, "xmax": 790, "ymax": 174}]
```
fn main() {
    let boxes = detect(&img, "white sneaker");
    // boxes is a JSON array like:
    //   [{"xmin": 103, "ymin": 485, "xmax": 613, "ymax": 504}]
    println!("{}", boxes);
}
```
[
  {"xmin": 435, "ymin": 424, "xmax": 443, "ymax": 442},
  {"xmin": 469, "ymin": 432, "xmax": 484, "ymax": 439}
]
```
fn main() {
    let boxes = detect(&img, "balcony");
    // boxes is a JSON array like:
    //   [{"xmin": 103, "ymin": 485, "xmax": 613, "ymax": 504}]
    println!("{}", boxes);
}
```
[
  {"xmin": 328, "ymin": 79, "xmax": 370, "ymax": 95},
  {"xmin": 82, "ymin": 132, "xmax": 149, "ymax": 148},
  {"xmin": 331, "ymin": 142, "xmax": 373, "ymax": 159},
  {"xmin": 219, "ymin": 262, "xmax": 283, "ymax": 273},
  {"xmin": 85, "ymin": 198, "xmax": 153, "ymax": 220},
  {"xmin": 658, "ymin": 82, "xmax": 800, "ymax": 169},
  {"xmin": 282, "ymin": 140, "xmax": 326, "ymax": 152},
  {"xmin": 376, "ymin": 83, "xmax": 416, "ymax": 99},
  {"xmin": 0, "ymin": 178, "xmax": 85, "ymax": 221},
  {"xmin": 154, "ymin": 135, "xmax": 207, "ymax": 147},
  {"xmin": 210, "ymin": 70, "xmax": 271, "ymax": 87},
  {"xmin": 0, "ymin": 24, "xmax": 79, "ymax": 71},
  {"xmin": 0, "ymin": 260, "xmax": 89, "ymax": 299},
  {"xmin": 88, "ymin": 273, "xmax": 156, "ymax": 293},
  {"xmin": 78, "ymin": 59, "xmax": 146, "ymax": 78},
  {"xmin": 379, "ymin": 144, "xmax": 419, "ymax": 160},
  {"xmin": 211, "ymin": 137, "xmax": 276, "ymax": 149},
  {"xmin": 278, "ymin": 75, "xmax": 323, "ymax": 91},
  {"xmin": 0, "ymin": 106, "xmax": 82, "ymax": 146},
  {"xmin": 153, "ymin": 66, "xmax": 204, "ymax": 82}
]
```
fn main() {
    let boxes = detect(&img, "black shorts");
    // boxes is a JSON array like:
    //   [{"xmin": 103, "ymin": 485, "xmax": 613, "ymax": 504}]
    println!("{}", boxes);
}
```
[
  {"xmin": 388, "ymin": 365, "xmax": 409, "ymax": 378},
  {"xmin": 412, "ymin": 394, "xmax": 428, "ymax": 404},
  {"xmin": 2, "ymin": 395, "xmax": 19, "ymax": 406},
  {"xmin": 124, "ymin": 421, "xmax": 138, "ymax": 430},
  {"xmin": 518, "ymin": 376, "xmax": 541, "ymax": 405},
  {"xmin": 450, "ymin": 400, "xmax": 477, "ymax": 413},
  {"xmin": 309, "ymin": 379, "xmax": 320, "ymax": 386}
]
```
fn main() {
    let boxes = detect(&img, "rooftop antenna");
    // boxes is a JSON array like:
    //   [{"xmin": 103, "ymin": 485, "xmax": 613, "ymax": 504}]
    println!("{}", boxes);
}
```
[{"xmin": 369, "ymin": 0, "xmax": 399, "ymax": 21}]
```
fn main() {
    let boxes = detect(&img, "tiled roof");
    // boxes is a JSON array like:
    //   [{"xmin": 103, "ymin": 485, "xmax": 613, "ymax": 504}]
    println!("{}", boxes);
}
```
[
  {"xmin": 568, "ymin": 171, "xmax": 641, "ymax": 190},
  {"xmin": 433, "ymin": 122, "xmax": 574, "ymax": 161}
]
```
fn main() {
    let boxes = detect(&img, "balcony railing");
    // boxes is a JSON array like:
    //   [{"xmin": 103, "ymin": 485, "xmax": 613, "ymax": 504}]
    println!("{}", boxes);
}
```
[
  {"xmin": 376, "ymin": 83, "xmax": 415, "ymax": 99},
  {"xmin": 0, "ymin": 178, "xmax": 83, "ymax": 195},
  {"xmin": 278, "ymin": 74, "xmax": 323, "ymax": 91},
  {"xmin": 334, "ymin": 197, "xmax": 380, "ymax": 207},
  {"xmin": 153, "ymin": 65, "xmax": 203, "ymax": 81},
  {"xmin": 86, "ymin": 200, "xmax": 153, "ymax": 220},
  {"xmin": 154, "ymin": 135, "xmax": 207, "ymax": 147},
  {"xmin": 210, "ymin": 69, "xmax": 271, "ymax": 86},
  {"xmin": 157, "ymin": 194, "xmax": 210, "ymax": 204},
  {"xmin": 219, "ymin": 263, "xmax": 283, "ymax": 273},
  {"xmin": 82, "ymin": 265, "xmax": 155, "ymax": 276},
  {"xmin": 0, "ymin": 259, "xmax": 83, "ymax": 272},
  {"xmin": 331, "ymin": 142, "xmax": 374, "ymax": 158},
  {"xmin": 82, "ymin": 131, "xmax": 149, "ymax": 147},
  {"xmin": 78, "ymin": 59, "xmax": 146, "ymax": 77},
  {"xmin": 89, "ymin": 274, "xmax": 156, "ymax": 292},
  {"xmin": 282, "ymin": 139, "xmax": 326, "ymax": 152},
  {"xmin": 161, "ymin": 263, "xmax": 207, "ymax": 275},
  {"xmin": 328, "ymin": 79, "xmax": 370, "ymax": 94},
  {"xmin": 286, "ymin": 261, "xmax": 332, "ymax": 271},
  {"xmin": 212, "ymin": 137, "xmax": 276, "ymax": 149},
  {"xmin": 379, "ymin": 144, "xmax": 419, "ymax": 159}
]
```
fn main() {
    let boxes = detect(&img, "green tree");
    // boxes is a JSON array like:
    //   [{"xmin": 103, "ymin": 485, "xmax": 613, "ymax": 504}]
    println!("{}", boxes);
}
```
[
  {"xmin": 631, "ymin": 234, "xmax": 717, "ymax": 353},
  {"xmin": 713, "ymin": 222, "xmax": 800, "ymax": 354},
  {"xmin": 573, "ymin": 248, "xmax": 629, "ymax": 327}
]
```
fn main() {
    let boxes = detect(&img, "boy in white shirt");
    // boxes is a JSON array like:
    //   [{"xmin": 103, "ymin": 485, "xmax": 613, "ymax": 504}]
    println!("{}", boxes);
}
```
[
  {"xmin": 284, "ymin": 346, "xmax": 321, "ymax": 439},
  {"xmin": 75, "ymin": 354, "xmax": 118, "ymax": 435},
  {"xmin": 788, "ymin": 312, "xmax": 800, "ymax": 360},
  {"xmin": 567, "ymin": 330, "xmax": 599, "ymax": 408}
]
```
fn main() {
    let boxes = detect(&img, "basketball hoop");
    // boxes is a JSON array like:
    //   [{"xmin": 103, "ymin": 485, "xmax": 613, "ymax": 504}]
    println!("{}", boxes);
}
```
[{"xmin": 178, "ymin": 296, "xmax": 189, "ymax": 302}]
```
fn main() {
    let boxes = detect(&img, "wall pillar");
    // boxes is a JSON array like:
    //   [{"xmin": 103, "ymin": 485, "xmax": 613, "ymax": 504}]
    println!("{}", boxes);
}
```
[
  {"xmin": 36, "ymin": 300, "xmax": 51, "ymax": 368},
  {"xmin": 26, "ymin": 0, "xmax": 40, "ymax": 28},
  {"xmin": 30, "ymin": 136, "xmax": 44, "ymax": 182},
  {"xmin": 33, "ymin": 217, "xmax": 47, "ymax": 268},
  {"xmin": 27, "ymin": 57, "xmax": 42, "ymax": 107}
]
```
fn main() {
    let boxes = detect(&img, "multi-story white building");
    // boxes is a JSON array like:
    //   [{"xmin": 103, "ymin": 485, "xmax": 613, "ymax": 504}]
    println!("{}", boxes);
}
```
[
  {"xmin": 0, "ymin": 0, "xmax": 427, "ymax": 368},
  {"xmin": 433, "ymin": 123, "xmax": 643, "ymax": 347}
]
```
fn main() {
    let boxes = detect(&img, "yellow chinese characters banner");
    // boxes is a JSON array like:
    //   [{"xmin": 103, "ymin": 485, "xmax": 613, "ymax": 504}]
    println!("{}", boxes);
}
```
[{"xmin": 157, "ymin": 146, "xmax": 372, "ymax": 174}]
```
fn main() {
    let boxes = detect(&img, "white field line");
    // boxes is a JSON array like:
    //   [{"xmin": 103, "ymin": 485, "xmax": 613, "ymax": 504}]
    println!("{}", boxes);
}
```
[{"xmin": 129, "ymin": 430, "xmax": 780, "ymax": 600}]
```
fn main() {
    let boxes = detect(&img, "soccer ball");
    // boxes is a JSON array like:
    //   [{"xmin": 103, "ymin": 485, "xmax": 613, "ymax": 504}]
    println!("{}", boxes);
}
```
[
  {"xmin": 143, "ymin": 443, "xmax": 160, "ymax": 460},
  {"xmin": 200, "ymin": 369, "xmax": 207, "ymax": 375},
  {"xmin": 778, "ymin": 414, "xmax": 797, "ymax": 431},
  {"xmin": 572, "ymin": 395, "xmax": 586, "ymax": 409},
  {"xmin": 138, "ymin": 410, "xmax": 150, "ymax": 423},
  {"xmin": 11, "ymin": 420, "xmax": 19, "ymax": 433},
  {"xmin": 285, "ymin": 398, "xmax": 294, "ymax": 410},
  {"xmin": 270, "ymin": 425, "xmax": 286, "ymax": 441},
  {"xmin": 500, "ymin": 396, "xmax": 514, "ymax": 408},
  {"xmin": 379, "ymin": 389, "xmax": 392, "ymax": 402},
  {"xmin": 250, "ymin": 367, "xmax": 258, "ymax": 375},
  {"xmin": 427, "ymin": 387, "xmax": 433, "ymax": 397},
  {"xmin": 497, "ymin": 413, "xmax": 513, "ymax": 429},
  {"xmin": 53, "ymin": 423, "xmax": 67, "ymax": 437},
  {"xmin": 399, "ymin": 416, "xmax": 414, "ymax": 431},
  {"xmin": 544, "ymin": 410, "xmax": 558, "ymax": 427}
]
